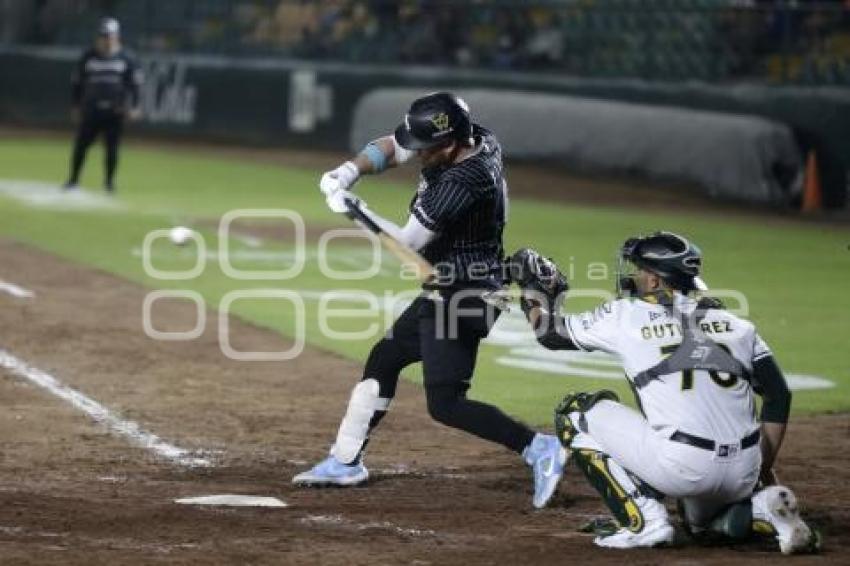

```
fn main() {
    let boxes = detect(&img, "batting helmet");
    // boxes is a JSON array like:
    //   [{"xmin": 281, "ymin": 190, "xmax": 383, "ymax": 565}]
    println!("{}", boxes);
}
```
[
  {"xmin": 394, "ymin": 92, "xmax": 473, "ymax": 151},
  {"xmin": 617, "ymin": 231, "xmax": 705, "ymax": 294}
]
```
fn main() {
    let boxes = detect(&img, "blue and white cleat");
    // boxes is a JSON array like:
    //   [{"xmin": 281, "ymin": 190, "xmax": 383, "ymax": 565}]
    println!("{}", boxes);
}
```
[
  {"xmin": 292, "ymin": 455, "xmax": 369, "ymax": 487},
  {"xmin": 523, "ymin": 433, "xmax": 567, "ymax": 508}
]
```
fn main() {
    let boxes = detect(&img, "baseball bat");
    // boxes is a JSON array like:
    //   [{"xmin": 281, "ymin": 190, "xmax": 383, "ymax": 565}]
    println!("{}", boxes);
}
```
[{"xmin": 343, "ymin": 197, "xmax": 436, "ymax": 283}]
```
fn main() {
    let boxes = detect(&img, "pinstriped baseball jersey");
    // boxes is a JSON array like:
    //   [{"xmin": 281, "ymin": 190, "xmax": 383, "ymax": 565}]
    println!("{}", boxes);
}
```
[
  {"xmin": 410, "ymin": 124, "xmax": 508, "ymax": 288},
  {"xmin": 563, "ymin": 294, "xmax": 769, "ymax": 441}
]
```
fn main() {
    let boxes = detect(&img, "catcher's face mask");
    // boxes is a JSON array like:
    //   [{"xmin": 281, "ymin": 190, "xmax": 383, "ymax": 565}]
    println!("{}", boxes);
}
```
[{"xmin": 616, "ymin": 237, "xmax": 641, "ymax": 298}]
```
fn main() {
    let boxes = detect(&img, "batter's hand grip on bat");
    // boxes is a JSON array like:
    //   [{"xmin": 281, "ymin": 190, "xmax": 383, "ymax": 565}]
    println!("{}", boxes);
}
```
[{"xmin": 343, "ymin": 196, "xmax": 380, "ymax": 234}]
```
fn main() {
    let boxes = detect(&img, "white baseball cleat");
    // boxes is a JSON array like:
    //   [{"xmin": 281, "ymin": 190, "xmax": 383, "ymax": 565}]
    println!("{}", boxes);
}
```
[
  {"xmin": 752, "ymin": 486, "xmax": 814, "ymax": 554},
  {"xmin": 594, "ymin": 521, "xmax": 676, "ymax": 549},
  {"xmin": 594, "ymin": 499, "xmax": 675, "ymax": 549},
  {"xmin": 523, "ymin": 433, "xmax": 568, "ymax": 509},
  {"xmin": 292, "ymin": 455, "xmax": 369, "ymax": 487}
]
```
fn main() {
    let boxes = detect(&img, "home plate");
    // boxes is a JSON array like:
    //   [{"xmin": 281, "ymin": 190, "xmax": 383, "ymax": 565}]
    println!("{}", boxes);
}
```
[{"xmin": 175, "ymin": 495, "xmax": 288, "ymax": 508}]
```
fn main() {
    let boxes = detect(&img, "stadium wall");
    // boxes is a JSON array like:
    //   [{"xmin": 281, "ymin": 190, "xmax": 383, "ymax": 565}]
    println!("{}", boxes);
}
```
[
  {"xmin": 0, "ymin": 46, "xmax": 846, "ymax": 207},
  {"xmin": 352, "ymin": 89, "xmax": 802, "ymax": 205}
]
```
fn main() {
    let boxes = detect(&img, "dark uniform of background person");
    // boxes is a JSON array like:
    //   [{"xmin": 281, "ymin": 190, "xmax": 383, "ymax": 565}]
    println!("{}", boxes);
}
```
[
  {"xmin": 63, "ymin": 18, "xmax": 141, "ymax": 193},
  {"xmin": 294, "ymin": 93, "xmax": 566, "ymax": 509}
]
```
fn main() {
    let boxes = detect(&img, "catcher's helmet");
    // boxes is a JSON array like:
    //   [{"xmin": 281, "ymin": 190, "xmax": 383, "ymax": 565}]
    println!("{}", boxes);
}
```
[
  {"xmin": 617, "ymin": 231, "xmax": 705, "ymax": 295},
  {"xmin": 394, "ymin": 92, "xmax": 473, "ymax": 151}
]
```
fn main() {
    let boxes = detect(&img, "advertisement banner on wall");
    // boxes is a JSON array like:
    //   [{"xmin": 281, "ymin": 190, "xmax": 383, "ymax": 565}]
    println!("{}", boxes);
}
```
[{"xmin": 0, "ymin": 46, "xmax": 846, "ymax": 206}]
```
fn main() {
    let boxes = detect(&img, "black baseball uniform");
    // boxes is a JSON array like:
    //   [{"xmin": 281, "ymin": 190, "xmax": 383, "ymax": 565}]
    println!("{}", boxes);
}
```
[
  {"xmin": 66, "ymin": 46, "xmax": 141, "ymax": 191},
  {"xmin": 359, "ymin": 124, "xmax": 536, "ymax": 456}
]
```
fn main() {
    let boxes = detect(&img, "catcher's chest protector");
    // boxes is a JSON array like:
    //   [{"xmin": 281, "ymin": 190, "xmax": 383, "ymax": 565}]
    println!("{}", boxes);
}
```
[{"xmin": 632, "ymin": 308, "xmax": 748, "ymax": 390}]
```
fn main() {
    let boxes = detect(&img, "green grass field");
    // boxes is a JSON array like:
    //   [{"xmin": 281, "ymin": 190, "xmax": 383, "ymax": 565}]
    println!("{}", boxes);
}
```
[{"xmin": 1, "ymin": 136, "xmax": 848, "ymax": 424}]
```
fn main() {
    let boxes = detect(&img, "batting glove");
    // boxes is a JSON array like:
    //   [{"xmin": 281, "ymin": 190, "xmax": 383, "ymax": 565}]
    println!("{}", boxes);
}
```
[
  {"xmin": 326, "ymin": 189, "xmax": 363, "ymax": 214},
  {"xmin": 319, "ymin": 161, "xmax": 360, "ymax": 196}
]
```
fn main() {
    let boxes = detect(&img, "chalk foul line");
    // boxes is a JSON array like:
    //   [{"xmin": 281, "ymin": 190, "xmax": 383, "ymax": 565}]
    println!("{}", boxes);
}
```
[{"xmin": 0, "ymin": 350, "xmax": 211, "ymax": 468}]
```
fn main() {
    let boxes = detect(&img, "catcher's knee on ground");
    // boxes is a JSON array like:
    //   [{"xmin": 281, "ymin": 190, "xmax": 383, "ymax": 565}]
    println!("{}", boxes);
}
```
[{"xmin": 678, "ymin": 498, "xmax": 753, "ymax": 540}]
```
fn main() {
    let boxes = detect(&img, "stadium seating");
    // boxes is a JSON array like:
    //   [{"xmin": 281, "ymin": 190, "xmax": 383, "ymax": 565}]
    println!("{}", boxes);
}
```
[{"xmin": 21, "ymin": 0, "xmax": 850, "ymax": 85}]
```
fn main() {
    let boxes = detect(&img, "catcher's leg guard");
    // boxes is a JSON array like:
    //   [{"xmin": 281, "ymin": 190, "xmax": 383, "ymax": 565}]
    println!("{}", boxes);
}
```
[
  {"xmin": 573, "ymin": 448, "xmax": 650, "ymax": 532},
  {"xmin": 574, "ymin": 448, "xmax": 674, "ymax": 548},
  {"xmin": 554, "ymin": 389, "xmax": 619, "ymax": 448},
  {"xmin": 330, "ymin": 379, "xmax": 391, "ymax": 464}
]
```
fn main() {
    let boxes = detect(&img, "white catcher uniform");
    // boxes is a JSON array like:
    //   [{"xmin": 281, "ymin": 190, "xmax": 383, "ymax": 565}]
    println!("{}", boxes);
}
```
[{"xmin": 562, "ymin": 293, "xmax": 766, "ymax": 526}]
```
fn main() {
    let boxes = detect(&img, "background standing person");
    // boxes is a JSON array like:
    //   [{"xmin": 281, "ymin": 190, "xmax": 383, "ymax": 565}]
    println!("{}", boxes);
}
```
[
  {"xmin": 293, "ymin": 92, "xmax": 567, "ymax": 509},
  {"xmin": 63, "ymin": 17, "xmax": 141, "ymax": 193}
]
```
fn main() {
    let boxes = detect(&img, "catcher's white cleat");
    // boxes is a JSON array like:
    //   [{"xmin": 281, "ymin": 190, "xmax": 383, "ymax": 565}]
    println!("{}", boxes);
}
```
[
  {"xmin": 594, "ymin": 499, "xmax": 675, "ymax": 549},
  {"xmin": 292, "ymin": 455, "xmax": 368, "ymax": 487},
  {"xmin": 752, "ymin": 486, "xmax": 815, "ymax": 554}
]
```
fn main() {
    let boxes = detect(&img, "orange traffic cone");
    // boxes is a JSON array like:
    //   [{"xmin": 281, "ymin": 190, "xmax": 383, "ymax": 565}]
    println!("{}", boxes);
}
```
[{"xmin": 801, "ymin": 150, "xmax": 822, "ymax": 213}]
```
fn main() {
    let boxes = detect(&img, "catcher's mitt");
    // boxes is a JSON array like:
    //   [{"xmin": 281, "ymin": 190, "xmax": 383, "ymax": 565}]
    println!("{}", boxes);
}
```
[{"xmin": 509, "ymin": 248, "xmax": 568, "ymax": 316}]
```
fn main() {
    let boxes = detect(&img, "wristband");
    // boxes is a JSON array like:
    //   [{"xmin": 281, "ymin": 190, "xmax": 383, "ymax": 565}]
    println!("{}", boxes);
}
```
[{"xmin": 361, "ymin": 143, "xmax": 387, "ymax": 173}]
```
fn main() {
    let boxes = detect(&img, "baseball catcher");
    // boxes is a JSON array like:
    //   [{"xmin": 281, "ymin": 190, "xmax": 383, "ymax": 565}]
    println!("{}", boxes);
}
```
[
  {"xmin": 512, "ymin": 232, "xmax": 819, "ymax": 552},
  {"xmin": 293, "ymin": 92, "xmax": 566, "ymax": 509}
]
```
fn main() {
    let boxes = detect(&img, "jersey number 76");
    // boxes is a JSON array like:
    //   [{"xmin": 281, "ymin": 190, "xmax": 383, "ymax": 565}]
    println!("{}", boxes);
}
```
[{"xmin": 660, "ymin": 344, "xmax": 738, "ymax": 390}]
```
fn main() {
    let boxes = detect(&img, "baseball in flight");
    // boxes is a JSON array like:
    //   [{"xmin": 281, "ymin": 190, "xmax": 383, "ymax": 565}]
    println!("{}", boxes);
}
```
[{"xmin": 169, "ymin": 226, "xmax": 193, "ymax": 246}]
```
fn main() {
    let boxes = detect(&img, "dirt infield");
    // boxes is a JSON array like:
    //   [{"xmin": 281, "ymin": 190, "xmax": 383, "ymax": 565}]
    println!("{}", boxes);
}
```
[{"xmin": 0, "ymin": 239, "xmax": 847, "ymax": 565}]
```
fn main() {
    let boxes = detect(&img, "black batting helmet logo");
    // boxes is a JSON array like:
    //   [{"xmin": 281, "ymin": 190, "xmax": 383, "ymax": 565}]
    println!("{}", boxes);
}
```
[{"xmin": 431, "ymin": 113, "xmax": 450, "ymax": 131}]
